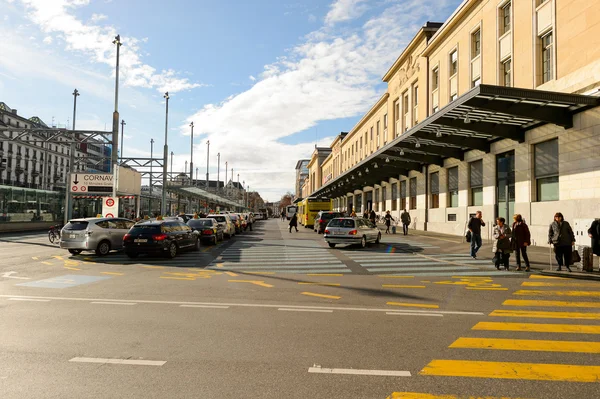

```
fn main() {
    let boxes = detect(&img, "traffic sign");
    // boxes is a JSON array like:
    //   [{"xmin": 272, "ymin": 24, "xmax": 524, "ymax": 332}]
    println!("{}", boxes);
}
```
[
  {"xmin": 105, "ymin": 198, "xmax": 115, "ymax": 207},
  {"xmin": 102, "ymin": 196, "xmax": 119, "ymax": 218},
  {"xmin": 70, "ymin": 173, "xmax": 114, "ymax": 193}
]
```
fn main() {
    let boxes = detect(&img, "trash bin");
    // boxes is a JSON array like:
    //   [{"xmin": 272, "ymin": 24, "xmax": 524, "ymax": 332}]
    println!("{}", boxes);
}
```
[{"xmin": 580, "ymin": 246, "xmax": 594, "ymax": 272}]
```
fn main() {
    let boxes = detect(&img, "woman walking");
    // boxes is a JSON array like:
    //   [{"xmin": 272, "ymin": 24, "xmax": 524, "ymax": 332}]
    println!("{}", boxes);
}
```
[
  {"xmin": 289, "ymin": 213, "xmax": 298, "ymax": 233},
  {"xmin": 384, "ymin": 211, "xmax": 394, "ymax": 234},
  {"xmin": 493, "ymin": 217, "xmax": 512, "ymax": 270},
  {"xmin": 512, "ymin": 214, "xmax": 531, "ymax": 272},
  {"xmin": 548, "ymin": 212, "xmax": 575, "ymax": 272}
]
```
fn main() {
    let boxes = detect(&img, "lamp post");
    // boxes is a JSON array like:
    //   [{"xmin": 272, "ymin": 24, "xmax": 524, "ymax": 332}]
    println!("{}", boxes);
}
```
[
  {"xmin": 225, "ymin": 161, "xmax": 228, "ymax": 197},
  {"xmin": 196, "ymin": 167, "xmax": 199, "ymax": 185},
  {"xmin": 237, "ymin": 173, "xmax": 240, "ymax": 205},
  {"xmin": 170, "ymin": 151, "xmax": 174, "ymax": 181},
  {"xmin": 64, "ymin": 88, "xmax": 80, "ymax": 224},
  {"xmin": 149, "ymin": 138, "xmax": 154, "ymax": 215},
  {"xmin": 185, "ymin": 161, "xmax": 188, "ymax": 185},
  {"xmin": 217, "ymin": 152, "xmax": 220, "ymax": 193},
  {"xmin": 111, "ymin": 35, "xmax": 122, "ymax": 170},
  {"xmin": 189, "ymin": 122, "xmax": 194, "ymax": 183},
  {"xmin": 231, "ymin": 168, "xmax": 233, "ymax": 199},
  {"xmin": 120, "ymin": 119, "xmax": 126, "ymax": 160},
  {"xmin": 161, "ymin": 92, "xmax": 169, "ymax": 216},
  {"xmin": 205, "ymin": 140, "xmax": 210, "ymax": 191}
]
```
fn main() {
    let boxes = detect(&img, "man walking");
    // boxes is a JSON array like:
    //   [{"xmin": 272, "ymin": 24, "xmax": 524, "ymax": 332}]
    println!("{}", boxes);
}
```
[
  {"xmin": 468, "ymin": 211, "xmax": 486, "ymax": 259},
  {"xmin": 400, "ymin": 209, "xmax": 411, "ymax": 236},
  {"xmin": 289, "ymin": 213, "xmax": 298, "ymax": 233}
]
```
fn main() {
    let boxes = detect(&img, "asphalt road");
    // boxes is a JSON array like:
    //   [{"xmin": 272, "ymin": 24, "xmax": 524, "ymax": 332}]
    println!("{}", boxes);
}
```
[{"xmin": 1, "ymin": 220, "xmax": 599, "ymax": 399}]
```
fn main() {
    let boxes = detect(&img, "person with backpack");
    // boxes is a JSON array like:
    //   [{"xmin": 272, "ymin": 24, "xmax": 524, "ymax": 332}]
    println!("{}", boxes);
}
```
[
  {"xmin": 548, "ymin": 212, "xmax": 575, "ymax": 272},
  {"xmin": 493, "ymin": 217, "xmax": 512, "ymax": 270},
  {"xmin": 400, "ymin": 209, "xmax": 411, "ymax": 236},
  {"xmin": 511, "ymin": 214, "xmax": 531, "ymax": 272},
  {"xmin": 467, "ymin": 211, "xmax": 486, "ymax": 259}
]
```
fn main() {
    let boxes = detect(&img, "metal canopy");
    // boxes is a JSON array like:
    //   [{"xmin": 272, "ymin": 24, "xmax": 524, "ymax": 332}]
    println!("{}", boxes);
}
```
[{"xmin": 313, "ymin": 84, "xmax": 600, "ymax": 199}]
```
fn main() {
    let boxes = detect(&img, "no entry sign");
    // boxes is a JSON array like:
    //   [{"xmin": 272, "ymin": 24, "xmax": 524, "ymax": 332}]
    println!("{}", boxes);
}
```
[
  {"xmin": 102, "ymin": 197, "xmax": 119, "ymax": 218},
  {"xmin": 105, "ymin": 198, "xmax": 115, "ymax": 207}
]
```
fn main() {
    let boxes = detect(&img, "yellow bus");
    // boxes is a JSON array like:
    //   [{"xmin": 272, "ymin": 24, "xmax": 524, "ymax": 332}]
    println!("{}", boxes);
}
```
[{"xmin": 298, "ymin": 197, "xmax": 332, "ymax": 228}]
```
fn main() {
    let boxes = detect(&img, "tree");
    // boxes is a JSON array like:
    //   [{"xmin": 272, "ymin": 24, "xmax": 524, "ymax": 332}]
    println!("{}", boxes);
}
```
[{"xmin": 279, "ymin": 192, "xmax": 293, "ymax": 212}]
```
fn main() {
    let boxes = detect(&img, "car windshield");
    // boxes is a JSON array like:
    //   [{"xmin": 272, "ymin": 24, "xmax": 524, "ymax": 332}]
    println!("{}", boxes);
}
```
[
  {"xmin": 64, "ymin": 221, "xmax": 89, "ymax": 230},
  {"xmin": 321, "ymin": 213, "xmax": 341, "ymax": 220},
  {"xmin": 128, "ymin": 225, "xmax": 161, "ymax": 235},
  {"xmin": 210, "ymin": 216, "xmax": 226, "ymax": 222},
  {"xmin": 327, "ymin": 219, "xmax": 355, "ymax": 228},
  {"xmin": 188, "ymin": 220, "xmax": 213, "ymax": 228}
]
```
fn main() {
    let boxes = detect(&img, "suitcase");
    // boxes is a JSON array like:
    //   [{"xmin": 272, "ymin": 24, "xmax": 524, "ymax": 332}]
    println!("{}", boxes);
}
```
[{"xmin": 391, "ymin": 225, "xmax": 396, "ymax": 234}]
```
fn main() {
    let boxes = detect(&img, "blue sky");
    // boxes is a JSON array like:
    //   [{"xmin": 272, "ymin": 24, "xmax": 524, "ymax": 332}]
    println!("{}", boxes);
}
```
[{"xmin": 0, "ymin": 0, "xmax": 460, "ymax": 201}]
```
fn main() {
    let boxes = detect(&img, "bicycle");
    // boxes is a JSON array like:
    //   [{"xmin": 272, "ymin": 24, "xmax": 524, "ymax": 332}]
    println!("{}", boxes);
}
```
[{"xmin": 48, "ymin": 224, "xmax": 62, "ymax": 244}]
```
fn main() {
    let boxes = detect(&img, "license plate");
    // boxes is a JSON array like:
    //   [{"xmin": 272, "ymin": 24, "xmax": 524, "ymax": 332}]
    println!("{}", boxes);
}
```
[
  {"xmin": 334, "ymin": 231, "xmax": 346, "ymax": 235},
  {"xmin": 134, "ymin": 239, "xmax": 148, "ymax": 243},
  {"xmin": 69, "ymin": 234, "xmax": 76, "ymax": 239}
]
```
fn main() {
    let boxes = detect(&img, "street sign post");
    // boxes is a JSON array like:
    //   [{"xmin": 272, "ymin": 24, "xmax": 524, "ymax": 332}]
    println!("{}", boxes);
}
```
[
  {"xmin": 102, "ymin": 196, "xmax": 119, "ymax": 218},
  {"xmin": 70, "ymin": 173, "xmax": 114, "ymax": 193}
]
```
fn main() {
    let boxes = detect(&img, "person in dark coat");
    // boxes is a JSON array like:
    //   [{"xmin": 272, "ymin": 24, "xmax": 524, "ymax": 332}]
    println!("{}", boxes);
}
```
[
  {"xmin": 384, "ymin": 211, "xmax": 394, "ymax": 234},
  {"xmin": 589, "ymin": 219, "xmax": 600, "ymax": 257},
  {"xmin": 369, "ymin": 210, "xmax": 376, "ymax": 225},
  {"xmin": 492, "ymin": 217, "xmax": 512, "ymax": 270},
  {"xmin": 548, "ymin": 212, "xmax": 575, "ymax": 272},
  {"xmin": 468, "ymin": 211, "xmax": 486, "ymax": 259},
  {"xmin": 289, "ymin": 213, "xmax": 298, "ymax": 233},
  {"xmin": 400, "ymin": 209, "xmax": 411, "ymax": 236},
  {"xmin": 511, "ymin": 214, "xmax": 531, "ymax": 272}
]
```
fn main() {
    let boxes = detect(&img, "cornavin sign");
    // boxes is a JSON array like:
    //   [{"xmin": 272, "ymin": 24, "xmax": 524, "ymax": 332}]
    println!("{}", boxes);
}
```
[{"xmin": 69, "ymin": 173, "xmax": 114, "ymax": 193}]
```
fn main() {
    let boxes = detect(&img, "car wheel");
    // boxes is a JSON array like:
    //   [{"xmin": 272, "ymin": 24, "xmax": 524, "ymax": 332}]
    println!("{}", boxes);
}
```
[
  {"xmin": 167, "ymin": 242, "xmax": 178, "ymax": 259},
  {"xmin": 360, "ymin": 236, "xmax": 367, "ymax": 248},
  {"xmin": 375, "ymin": 233, "xmax": 381, "ymax": 244},
  {"xmin": 68, "ymin": 249, "xmax": 82, "ymax": 255},
  {"xmin": 194, "ymin": 238, "xmax": 201, "ymax": 251},
  {"xmin": 328, "ymin": 243, "xmax": 336, "ymax": 248},
  {"xmin": 95, "ymin": 240, "xmax": 111, "ymax": 256},
  {"xmin": 126, "ymin": 252, "xmax": 138, "ymax": 259}
]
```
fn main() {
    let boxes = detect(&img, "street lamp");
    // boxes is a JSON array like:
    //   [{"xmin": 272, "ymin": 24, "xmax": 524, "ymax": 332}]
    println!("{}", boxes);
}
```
[
  {"xmin": 111, "ymin": 35, "xmax": 122, "ymax": 170},
  {"xmin": 64, "ymin": 88, "xmax": 80, "ymax": 224},
  {"xmin": 196, "ymin": 167, "xmax": 199, "ymax": 184},
  {"xmin": 189, "ymin": 121, "xmax": 194, "ymax": 183},
  {"xmin": 217, "ymin": 152, "xmax": 220, "ymax": 193},
  {"xmin": 185, "ymin": 160, "xmax": 188, "ymax": 185},
  {"xmin": 120, "ymin": 120, "xmax": 126, "ymax": 160},
  {"xmin": 170, "ymin": 151, "xmax": 174, "ymax": 182},
  {"xmin": 225, "ymin": 161, "xmax": 228, "ymax": 197},
  {"xmin": 149, "ymin": 138, "xmax": 154, "ymax": 215},
  {"xmin": 206, "ymin": 140, "xmax": 210, "ymax": 191},
  {"xmin": 161, "ymin": 92, "xmax": 169, "ymax": 216}
]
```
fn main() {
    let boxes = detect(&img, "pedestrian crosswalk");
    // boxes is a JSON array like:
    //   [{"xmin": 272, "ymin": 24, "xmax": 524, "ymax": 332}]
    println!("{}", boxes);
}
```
[
  {"xmin": 420, "ymin": 275, "xmax": 600, "ymax": 383},
  {"xmin": 206, "ymin": 240, "xmax": 350, "ymax": 274}
]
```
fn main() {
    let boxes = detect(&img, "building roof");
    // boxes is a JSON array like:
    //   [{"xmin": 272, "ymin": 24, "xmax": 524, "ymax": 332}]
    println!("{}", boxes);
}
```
[
  {"xmin": 0, "ymin": 102, "xmax": 12, "ymax": 112},
  {"xmin": 295, "ymin": 159, "xmax": 310, "ymax": 169}
]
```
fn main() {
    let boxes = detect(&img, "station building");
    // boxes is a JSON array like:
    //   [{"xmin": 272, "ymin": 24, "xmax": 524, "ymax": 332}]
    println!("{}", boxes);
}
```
[{"xmin": 305, "ymin": 0, "xmax": 600, "ymax": 246}]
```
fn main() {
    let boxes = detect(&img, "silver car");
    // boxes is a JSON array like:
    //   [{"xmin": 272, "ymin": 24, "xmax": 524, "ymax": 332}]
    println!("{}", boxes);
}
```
[
  {"xmin": 207, "ymin": 214, "xmax": 235, "ymax": 238},
  {"xmin": 324, "ymin": 217, "xmax": 381, "ymax": 249},
  {"xmin": 60, "ymin": 217, "xmax": 135, "ymax": 256}
]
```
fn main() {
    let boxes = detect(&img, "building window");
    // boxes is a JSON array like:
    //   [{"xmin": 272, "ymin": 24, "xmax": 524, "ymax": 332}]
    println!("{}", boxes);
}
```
[
  {"xmin": 541, "ymin": 32, "xmax": 553, "ymax": 83},
  {"xmin": 449, "ymin": 50, "xmax": 458, "ymax": 76},
  {"xmin": 413, "ymin": 85, "xmax": 419, "ymax": 124},
  {"xmin": 448, "ymin": 214, "xmax": 457, "ymax": 222},
  {"xmin": 394, "ymin": 99, "xmax": 400, "ymax": 135},
  {"xmin": 432, "ymin": 67, "xmax": 439, "ymax": 90},
  {"xmin": 472, "ymin": 29, "xmax": 481, "ymax": 59},
  {"xmin": 501, "ymin": 2, "xmax": 511, "ymax": 35},
  {"xmin": 430, "ymin": 172, "xmax": 439, "ymax": 209},
  {"xmin": 470, "ymin": 160, "xmax": 483, "ymax": 206},
  {"xmin": 384, "ymin": 114, "xmax": 388, "ymax": 130},
  {"xmin": 391, "ymin": 182, "xmax": 398, "ymax": 211},
  {"xmin": 473, "ymin": 77, "xmax": 481, "ymax": 88},
  {"xmin": 450, "ymin": 93, "xmax": 457, "ymax": 102},
  {"xmin": 409, "ymin": 177, "xmax": 417, "ymax": 210},
  {"xmin": 502, "ymin": 59, "xmax": 512, "ymax": 87},
  {"xmin": 382, "ymin": 186, "xmax": 387, "ymax": 208},
  {"xmin": 400, "ymin": 180, "xmax": 407, "ymax": 211},
  {"xmin": 534, "ymin": 139, "xmax": 559, "ymax": 201},
  {"xmin": 447, "ymin": 167, "xmax": 459, "ymax": 207},
  {"xmin": 403, "ymin": 92, "xmax": 409, "ymax": 131},
  {"xmin": 374, "ymin": 188, "xmax": 379, "ymax": 212}
]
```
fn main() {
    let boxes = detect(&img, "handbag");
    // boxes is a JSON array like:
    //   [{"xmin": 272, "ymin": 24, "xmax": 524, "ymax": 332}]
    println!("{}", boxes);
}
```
[
  {"xmin": 465, "ymin": 231, "xmax": 472, "ymax": 243},
  {"xmin": 571, "ymin": 248, "xmax": 581, "ymax": 264}
]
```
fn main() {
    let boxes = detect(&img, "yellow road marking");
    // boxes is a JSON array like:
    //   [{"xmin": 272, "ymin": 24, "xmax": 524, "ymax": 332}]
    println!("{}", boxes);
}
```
[
  {"xmin": 450, "ymin": 337, "xmax": 600, "ymax": 353},
  {"xmin": 451, "ymin": 276, "xmax": 492, "ymax": 279},
  {"xmin": 387, "ymin": 392, "xmax": 533, "ymax": 399},
  {"xmin": 84, "ymin": 257, "xmax": 94, "ymax": 261},
  {"xmin": 298, "ymin": 282, "xmax": 341, "ymax": 286},
  {"xmin": 101, "ymin": 272, "xmax": 124, "ymax": 276},
  {"xmin": 387, "ymin": 302, "xmax": 439, "ymax": 309},
  {"xmin": 382, "ymin": 285, "xmax": 426, "ymax": 289},
  {"xmin": 514, "ymin": 290, "xmax": 600, "ymax": 297},
  {"xmin": 490, "ymin": 309, "xmax": 600, "ymax": 320},
  {"xmin": 142, "ymin": 266, "xmax": 165, "ymax": 269},
  {"xmin": 522, "ymin": 281, "xmax": 600, "ymax": 287},
  {"xmin": 301, "ymin": 292, "xmax": 341, "ymax": 300},
  {"xmin": 243, "ymin": 271, "xmax": 276, "ymax": 275},
  {"xmin": 202, "ymin": 247, "xmax": 212, "ymax": 252},
  {"xmin": 529, "ymin": 274, "xmax": 563, "ymax": 279},
  {"xmin": 378, "ymin": 275, "xmax": 414, "ymax": 278},
  {"xmin": 229, "ymin": 279, "xmax": 273, "ymax": 288},
  {"xmin": 52, "ymin": 255, "xmax": 64, "ymax": 260},
  {"xmin": 164, "ymin": 272, "xmax": 201, "ymax": 276},
  {"xmin": 32, "ymin": 257, "xmax": 39, "ymax": 260},
  {"xmin": 466, "ymin": 287, "xmax": 508, "ymax": 291},
  {"xmin": 503, "ymin": 299, "xmax": 600, "ymax": 308},
  {"xmin": 41, "ymin": 261, "xmax": 53, "ymax": 265},
  {"xmin": 216, "ymin": 263, "xmax": 224, "ymax": 268},
  {"xmin": 420, "ymin": 359, "xmax": 600, "ymax": 382},
  {"xmin": 64, "ymin": 267, "xmax": 80, "ymax": 271},
  {"xmin": 160, "ymin": 276, "xmax": 195, "ymax": 280},
  {"xmin": 306, "ymin": 273, "xmax": 343, "ymax": 276},
  {"xmin": 224, "ymin": 271, "xmax": 238, "ymax": 277},
  {"xmin": 472, "ymin": 321, "xmax": 600, "ymax": 334}
]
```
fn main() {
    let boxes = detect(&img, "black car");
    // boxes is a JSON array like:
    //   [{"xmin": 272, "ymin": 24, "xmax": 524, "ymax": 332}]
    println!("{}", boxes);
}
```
[
  {"xmin": 187, "ymin": 218, "xmax": 224, "ymax": 245},
  {"xmin": 314, "ymin": 211, "xmax": 343, "ymax": 234},
  {"xmin": 123, "ymin": 220, "xmax": 199, "ymax": 259}
]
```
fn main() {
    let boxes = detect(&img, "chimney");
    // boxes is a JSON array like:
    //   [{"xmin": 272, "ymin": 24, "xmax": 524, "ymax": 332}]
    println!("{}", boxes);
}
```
[{"xmin": 12, "ymin": 109, "xmax": 17, "ymax": 115}]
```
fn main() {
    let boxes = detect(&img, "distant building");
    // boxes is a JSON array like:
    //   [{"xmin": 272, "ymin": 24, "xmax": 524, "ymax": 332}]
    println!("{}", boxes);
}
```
[{"xmin": 294, "ymin": 159, "xmax": 309, "ymax": 198}]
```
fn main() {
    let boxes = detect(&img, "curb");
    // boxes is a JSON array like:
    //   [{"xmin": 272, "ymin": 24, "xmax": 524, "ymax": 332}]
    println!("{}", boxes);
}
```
[{"xmin": 540, "ymin": 270, "xmax": 600, "ymax": 282}]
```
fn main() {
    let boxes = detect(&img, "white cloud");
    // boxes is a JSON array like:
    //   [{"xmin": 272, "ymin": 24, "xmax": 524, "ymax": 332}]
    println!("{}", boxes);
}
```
[
  {"xmin": 249, "ymin": 75, "xmax": 256, "ymax": 81},
  {"xmin": 324, "ymin": 0, "xmax": 368, "ymax": 25},
  {"xmin": 90, "ymin": 13, "xmax": 107, "ymax": 22},
  {"xmin": 15, "ymin": 0, "xmax": 205, "ymax": 93},
  {"xmin": 183, "ymin": 0, "xmax": 453, "ymax": 201},
  {"xmin": 42, "ymin": 35, "xmax": 52, "ymax": 44}
]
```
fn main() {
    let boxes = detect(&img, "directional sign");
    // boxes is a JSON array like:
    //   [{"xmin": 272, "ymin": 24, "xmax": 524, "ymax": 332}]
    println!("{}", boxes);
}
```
[{"xmin": 70, "ymin": 173, "xmax": 114, "ymax": 193}]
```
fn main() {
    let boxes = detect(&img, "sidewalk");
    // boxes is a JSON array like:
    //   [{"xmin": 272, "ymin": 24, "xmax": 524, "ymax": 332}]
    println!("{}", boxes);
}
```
[{"xmin": 377, "ymin": 222, "xmax": 600, "ymax": 281}]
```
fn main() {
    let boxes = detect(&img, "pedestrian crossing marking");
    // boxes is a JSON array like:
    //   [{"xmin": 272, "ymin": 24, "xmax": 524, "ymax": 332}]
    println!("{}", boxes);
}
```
[
  {"xmin": 514, "ymin": 290, "xmax": 600, "ymax": 297},
  {"xmin": 420, "ymin": 359, "xmax": 600, "ymax": 382},
  {"xmin": 386, "ymin": 392, "xmax": 534, "ymax": 399},
  {"xmin": 503, "ymin": 299, "xmax": 600, "ymax": 308},
  {"xmin": 472, "ymin": 321, "xmax": 600, "ymax": 334},
  {"xmin": 301, "ymin": 292, "xmax": 341, "ymax": 300},
  {"xmin": 521, "ymin": 281, "xmax": 600, "ymax": 287},
  {"xmin": 490, "ymin": 309, "xmax": 600, "ymax": 320},
  {"xmin": 449, "ymin": 337, "xmax": 600, "ymax": 353},
  {"xmin": 243, "ymin": 271, "xmax": 276, "ymax": 275},
  {"xmin": 382, "ymin": 285, "xmax": 426, "ymax": 289},
  {"xmin": 387, "ymin": 302, "xmax": 439, "ymax": 309}
]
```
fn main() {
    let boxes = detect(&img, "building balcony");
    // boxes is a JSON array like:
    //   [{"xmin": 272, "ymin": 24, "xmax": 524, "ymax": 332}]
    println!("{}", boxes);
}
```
[{"xmin": 15, "ymin": 166, "xmax": 24, "ymax": 174}]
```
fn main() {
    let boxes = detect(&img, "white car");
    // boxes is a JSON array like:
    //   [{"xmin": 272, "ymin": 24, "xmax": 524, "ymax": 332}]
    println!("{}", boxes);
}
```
[
  {"xmin": 207, "ymin": 214, "xmax": 235, "ymax": 238},
  {"xmin": 323, "ymin": 217, "xmax": 381, "ymax": 249}
]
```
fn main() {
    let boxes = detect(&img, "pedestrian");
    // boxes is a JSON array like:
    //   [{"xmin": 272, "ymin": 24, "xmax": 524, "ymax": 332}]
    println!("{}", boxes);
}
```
[
  {"xmin": 492, "ymin": 217, "xmax": 512, "ymax": 270},
  {"xmin": 384, "ymin": 211, "xmax": 394, "ymax": 234},
  {"xmin": 548, "ymin": 212, "xmax": 575, "ymax": 272},
  {"xmin": 400, "ymin": 209, "xmax": 411, "ymax": 236},
  {"xmin": 363, "ymin": 210, "xmax": 369, "ymax": 220},
  {"xmin": 281, "ymin": 212, "xmax": 286, "ymax": 221},
  {"xmin": 511, "ymin": 214, "xmax": 531, "ymax": 272},
  {"xmin": 467, "ymin": 211, "xmax": 486, "ymax": 259},
  {"xmin": 588, "ymin": 218, "xmax": 600, "ymax": 257},
  {"xmin": 289, "ymin": 213, "xmax": 298, "ymax": 233},
  {"xmin": 350, "ymin": 209, "xmax": 357, "ymax": 217},
  {"xmin": 369, "ymin": 209, "xmax": 376, "ymax": 225},
  {"xmin": 248, "ymin": 214, "xmax": 253, "ymax": 231}
]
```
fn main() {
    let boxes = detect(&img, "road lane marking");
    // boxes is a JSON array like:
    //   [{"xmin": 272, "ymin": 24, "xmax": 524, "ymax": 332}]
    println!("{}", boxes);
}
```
[
  {"xmin": 301, "ymin": 292, "xmax": 341, "ymax": 300},
  {"xmin": 101, "ymin": 272, "xmax": 124, "ymax": 276},
  {"xmin": 378, "ymin": 276, "xmax": 415, "ymax": 278},
  {"xmin": 69, "ymin": 357, "xmax": 165, "ymax": 366},
  {"xmin": 503, "ymin": 299, "xmax": 600, "ymax": 308},
  {"xmin": 224, "ymin": 271, "xmax": 238, "ymax": 277},
  {"xmin": 298, "ymin": 282, "xmax": 341, "ymax": 286},
  {"xmin": 386, "ymin": 302, "xmax": 439, "ymax": 309},
  {"xmin": 242, "ymin": 271, "xmax": 276, "ymax": 275},
  {"xmin": 278, "ymin": 308, "xmax": 333, "ymax": 313},
  {"xmin": 529, "ymin": 275, "xmax": 563, "ymax": 279},
  {"xmin": 472, "ymin": 321, "xmax": 600, "ymax": 334},
  {"xmin": 32, "ymin": 257, "xmax": 39, "ymax": 260},
  {"xmin": 229, "ymin": 279, "xmax": 273, "ymax": 288},
  {"xmin": 0, "ymin": 295, "xmax": 484, "ymax": 315},
  {"xmin": 490, "ymin": 309, "xmax": 600, "ymax": 320},
  {"xmin": 160, "ymin": 276, "xmax": 195, "ymax": 281},
  {"xmin": 8, "ymin": 298, "xmax": 50, "ymax": 302},
  {"xmin": 64, "ymin": 267, "xmax": 81, "ymax": 271},
  {"xmin": 386, "ymin": 312, "xmax": 443, "ymax": 317},
  {"xmin": 420, "ymin": 359, "xmax": 600, "ymax": 382},
  {"xmin": 386, "ymin": 393, "xmax": 532, "ymax": 399},
  {"xmin": 382, "ymin": 285, "xmax": 426, "ymax": 289},
  {"xmin": 521, "ymin": 281, "xmax": 600, "ymax": 287},
  {"xmin": 514, "ymin": 290, "xmax": 600, "ymax": 297},
  {"xmin": 306, "ymin": 273, "xmax": 343, "ymax": 276},
  {"xmin": 52, "ymin": 256, "xmax": 64, "ymax": 260},
  {"xmin": 90, "ymin": 302, "xmax": 136, "ymax": 306},
  {"xmin": 308, "ymin": 366, "xmax": 410, "ymax": 377},
  {"xmin": 180, "ymin": 305, "xmax": 229, "ymax": 309},
  {"xmin": 216, "ymin": 263, "xmax": 224, "ymax": 268},
  {"xmin": 465, "ymin": 287, "xmax": 508, "ymax": 291},
  {"xmin": 450, "ymin": 337, "xmax": 600, "ymax": 353},
  {"xmin": 1, "ymin": 272, "xmax": 30, "ymax": 280},
  {"xmin": 41, "ymin": 261, "xmax": 53, "ymax": 265}
]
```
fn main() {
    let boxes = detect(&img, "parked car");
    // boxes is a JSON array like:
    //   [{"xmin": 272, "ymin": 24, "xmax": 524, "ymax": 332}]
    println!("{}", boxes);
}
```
[
  {"xmin": 323, "ymin": 217, "xmax": 381, "ymax": 248},
  {"xmin": 123, "ymin": 220, "xmax": 199, "ymax": 259},
  {"xmin": 314, "ymin": 211, "xmax": 344, "ymax": 234},
  {"xmin": 229, "ymin": 214, "xmax": 242, "ymax": 234},
  {"xmin": 60, "ymin": 217, "xmax": 135, "ymax": 256},
  {"xmin": 187, "ymin": 218, "xmax": 224, "ymax": 245},
  {"xmin": 207, "ymin": 214, "xmax": 235, "ymax": 238}
]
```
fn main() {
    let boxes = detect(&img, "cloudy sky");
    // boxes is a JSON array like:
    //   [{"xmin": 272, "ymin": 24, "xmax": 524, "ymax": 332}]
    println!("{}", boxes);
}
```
[{"xmin": 0, "ymin": 0, "xmax": 460, "ymax": 201}]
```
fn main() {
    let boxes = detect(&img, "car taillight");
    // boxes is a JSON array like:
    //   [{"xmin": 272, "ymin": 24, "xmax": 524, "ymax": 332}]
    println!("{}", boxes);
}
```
[
  {"xmin": 152, "ymin": 234, "xmax": 167, "ymax": 241},
  {"xmin": 123, "ymin": 234, "xmax": 131, "ymax": 241},
  {"xmin": 348, "ymin": 230, "xmax": 358, "ymax": 235},
  {"xmin": 202, "ymin": 229, "xmax": 213, "ymax": 235},
  {"xmin": 324, "ymin": 229, "xmax": 330, "ymax": 234}
]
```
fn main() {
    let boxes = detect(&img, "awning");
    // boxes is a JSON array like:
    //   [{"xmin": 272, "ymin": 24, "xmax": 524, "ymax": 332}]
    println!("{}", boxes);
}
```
[
  {"xmin": 313, "ymin": 84, "xmax": 600, "ymax": 198},
  {"xmin": 171, "ymin": 186, "xmax": 245, "ymax": 209}
]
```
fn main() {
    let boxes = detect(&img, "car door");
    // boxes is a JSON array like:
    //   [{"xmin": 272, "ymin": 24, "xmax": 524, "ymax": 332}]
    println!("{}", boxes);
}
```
[
  {"xmin": 180, "ymin": 222, "xmax": 195, "ymax": 247},
  {"xmin": 105, "ymin": 219, "xmax": 122, "ymax": 249}
]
